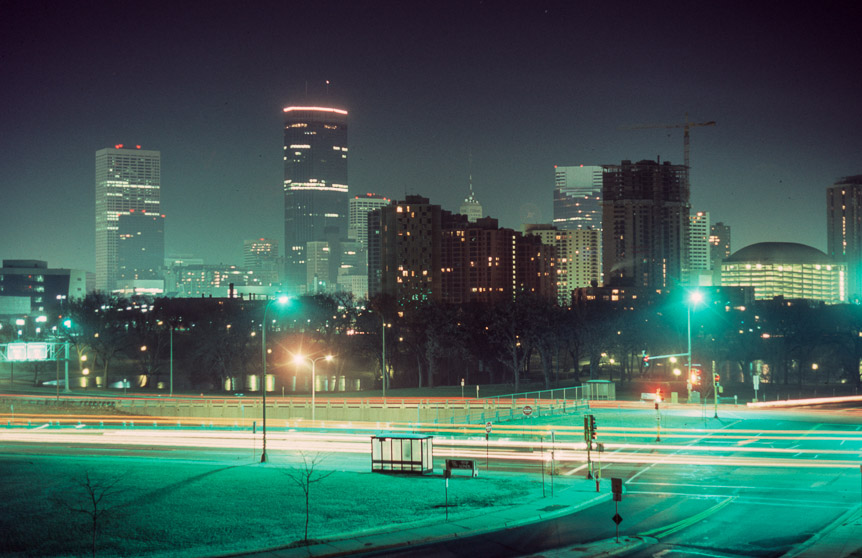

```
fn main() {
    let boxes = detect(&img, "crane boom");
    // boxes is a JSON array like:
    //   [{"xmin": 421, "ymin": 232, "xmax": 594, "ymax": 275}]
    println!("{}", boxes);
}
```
[{"xmin": 619, "ymin": 113, "xmax": 716, "ymax": 187}]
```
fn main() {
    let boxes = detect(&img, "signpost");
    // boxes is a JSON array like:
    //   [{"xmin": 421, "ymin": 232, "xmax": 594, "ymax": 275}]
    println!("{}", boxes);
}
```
[
  {"xmin": 753, "ymin": 373, "xmax": 760, "ymax": 402},
  {"xmin": 485, "ymin": 421, "xmax": 492, "ymax": 470},
  {"xmin": 612, "ymin": 477, "xmax": 623, "ymax": 542}
]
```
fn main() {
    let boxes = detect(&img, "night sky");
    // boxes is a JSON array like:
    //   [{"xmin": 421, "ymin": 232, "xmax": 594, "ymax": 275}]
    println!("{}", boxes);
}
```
[{"xmin": 2, "ymin": 1, "xmax": 861, "ymax": 271}]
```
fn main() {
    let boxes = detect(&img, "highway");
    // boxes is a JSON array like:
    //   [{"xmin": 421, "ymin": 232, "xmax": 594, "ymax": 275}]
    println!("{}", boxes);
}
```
[{"xmin": 2, "ymin": 403, "xmax": 860, "ymax": 557}]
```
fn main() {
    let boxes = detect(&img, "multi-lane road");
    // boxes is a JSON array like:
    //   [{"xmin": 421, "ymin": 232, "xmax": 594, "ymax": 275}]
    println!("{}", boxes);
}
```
[{"xmin": 2, "ymin": 400, "xmax": 860, "ymax": 557}]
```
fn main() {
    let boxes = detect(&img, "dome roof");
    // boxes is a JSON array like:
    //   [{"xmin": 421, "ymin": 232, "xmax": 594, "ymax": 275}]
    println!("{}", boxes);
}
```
[{"xmin": 725, "ymin": 242, "xmax": 833, "ymax": 264}]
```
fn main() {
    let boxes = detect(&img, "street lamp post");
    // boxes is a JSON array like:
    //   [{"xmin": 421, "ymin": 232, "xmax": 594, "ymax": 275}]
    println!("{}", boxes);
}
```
[
  {"xmin": 293, "ymin": 354, "xmax": 333, "ymax": 422},
  {"xmin": 169, "ymin": 325, "xmax": 173, "ymax": 397},
  {"xmin": 260, "ymin": 294, "xmax": 289, "ymax": 463},
  {"xmin": 382, "ymin": 321, "xmax": 390, "ymax": 399},
  {"xmin": 687, "ymin": 290, "xmax": 710, "ymax": 414}
]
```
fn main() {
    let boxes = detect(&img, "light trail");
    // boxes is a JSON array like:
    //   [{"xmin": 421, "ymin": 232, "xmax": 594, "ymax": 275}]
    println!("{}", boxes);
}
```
[{"xmin": 2, "ymin": 428, "xmax": 859, "ymax": 469}]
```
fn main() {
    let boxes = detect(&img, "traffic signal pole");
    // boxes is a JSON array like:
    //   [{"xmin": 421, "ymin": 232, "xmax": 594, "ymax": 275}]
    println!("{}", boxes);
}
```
[{"xmin": 713, "ymin": 373, "xmax": 719, "ymax": 419}]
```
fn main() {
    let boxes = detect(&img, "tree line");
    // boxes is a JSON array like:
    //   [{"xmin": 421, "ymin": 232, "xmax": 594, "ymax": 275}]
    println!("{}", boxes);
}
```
[{"xmin": 7, "ymin": 291, "xmax": 861, "ymax": 392}]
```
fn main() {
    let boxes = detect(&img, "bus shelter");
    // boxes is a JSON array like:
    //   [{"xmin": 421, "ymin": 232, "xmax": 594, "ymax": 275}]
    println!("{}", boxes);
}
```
[{"xmin": 371, "ymin": 433, "xmax": 433, "ymax": 474}]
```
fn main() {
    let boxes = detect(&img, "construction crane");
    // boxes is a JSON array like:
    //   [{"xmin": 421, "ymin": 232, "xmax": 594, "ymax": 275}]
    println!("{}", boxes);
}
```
[{"xmin": 620, "ymin": 113, "xmax": 716, "ymax": 187}]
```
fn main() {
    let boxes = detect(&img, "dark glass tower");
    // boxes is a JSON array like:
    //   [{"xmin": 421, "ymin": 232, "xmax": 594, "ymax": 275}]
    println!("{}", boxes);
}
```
[{"xmin": 283, "ymin": 106, "xmax": 349, "ymax": 292}]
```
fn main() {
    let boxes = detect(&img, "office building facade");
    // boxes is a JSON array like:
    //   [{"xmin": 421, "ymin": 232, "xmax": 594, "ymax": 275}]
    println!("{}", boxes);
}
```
[
  {"xmin": 116, "ymin": 210, "xmax": 165, "ymax": 294},
  {"xmin": 95, "ymin": 145, "xmax": 161, "ymax": 292},
  {"xmin": 827, "ymin": 176, "xmax": 862, "ymax": 302},
  {"xmin": 243, "ymin": 238, "xmax": 281, "ymax": 286},
  {"xmin": 283, "ymin": 106, "xmax": 349, "ymax": 293},
  {"xmin": 710, "ymin": 221, "xmax": 731, "ymax": 284},
  {"xmin": 602, "ymin": 159, "xmax": 689, "ymax": 288},
  {"xmin": 553, "ymin": 165, "xmax": 603, "ymax": 231},
  {"xmin": 687, "ymin": 211, "xmax": 710, "ymax": 285}
]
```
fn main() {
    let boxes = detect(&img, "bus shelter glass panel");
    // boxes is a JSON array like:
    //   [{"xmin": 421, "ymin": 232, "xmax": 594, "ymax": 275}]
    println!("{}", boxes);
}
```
[{"xmin": 371, "ymin": 434, "xmax": 433, "ymax": 474}]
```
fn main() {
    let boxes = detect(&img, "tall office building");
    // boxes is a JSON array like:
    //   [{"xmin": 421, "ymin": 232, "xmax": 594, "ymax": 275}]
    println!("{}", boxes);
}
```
[
  {"xmin": 709, "ymin": 221, "xmax": 731, "ymax": 284},
  {"xmin": 602, "ymin": 159, "xmax": 689, "ymax": 288},
  {"xmin": 116, "ymin": 210, "xmax": 165, "ymax": 293},
  {"xmin": 553, "ymin": 165, "xmax": 603, "ymax": 230},
  {"xmin": 95, "ymin": 145, "xmax": 161, "ymax": 292},
  {"xmin": 687, "ymin": 211, "xmax": 710, "ymax": 285},
  {"xmin": 349, "ymin": 194, "xmax": 391, "ymax": 248},
  {"xmin": 243, "ymin": 238, "xmax": 281, "ymax": 285},
  {"xmin": 827, "ymin": 176, "xmax": 862, "ymax": 301},
  {"xmin": 283, "ymin": 106, "xmax": 349, "ymax": 293}
]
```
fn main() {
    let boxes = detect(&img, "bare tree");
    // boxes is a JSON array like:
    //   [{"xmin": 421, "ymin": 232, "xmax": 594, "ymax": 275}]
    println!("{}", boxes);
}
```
[
  {"xmin": 282, "ymin": 452, "xmax": 335, "ymax": 543},
  {"xmin": 55, "ymin": 470, "xmax": 125, "ymax": 558}
]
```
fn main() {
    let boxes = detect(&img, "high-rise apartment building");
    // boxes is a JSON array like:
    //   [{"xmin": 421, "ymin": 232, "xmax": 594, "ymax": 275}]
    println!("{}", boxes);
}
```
[
  {"xmin": 95, "ymin": 145, "xmax": 161, "ymax": 292},
  {"xmin": 602, "ymin": 159, "xmax": 689, "ymax": 288},
  {"xmin": 553, "ymin": 165, "xmax": 603, "ymax": 230},
  {"xmin": 283, "ymin": 106, "xmax": 349, "ymax": 293},
  {"xmin": 369, "ymin": 196, "xmax": 442, "ymax": 303},
  {"xmin": 827, "ymin": 176, "xmax": 862, "ymax": 301},
  {"xmin": 687, "ymin": 211, "xmax": 710, "ymax": 285},
  {"xmin": 368, "ymin": 196, "xmax": 556, "ymax": 305},
  {"xmin": 524, "ymin": 225, "xmax": 601, "ymax": 305}
]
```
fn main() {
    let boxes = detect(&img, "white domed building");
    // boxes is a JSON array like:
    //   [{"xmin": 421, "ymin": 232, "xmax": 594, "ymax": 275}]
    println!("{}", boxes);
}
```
[{"xmin": 721, "ymin": 242, "xmax": 846, "ymax": 304}]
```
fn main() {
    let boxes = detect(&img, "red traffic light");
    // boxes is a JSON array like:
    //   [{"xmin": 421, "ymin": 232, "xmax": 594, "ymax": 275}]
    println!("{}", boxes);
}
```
[{"xmin": 713, "ymin": 373, "xmax": 720, "ymax": 383}]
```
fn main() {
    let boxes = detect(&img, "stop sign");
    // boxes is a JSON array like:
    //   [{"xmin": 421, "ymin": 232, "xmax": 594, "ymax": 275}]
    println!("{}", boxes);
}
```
[{"xmin": 523, "ymin": 405, "xmax": 533, "ymax": 417}]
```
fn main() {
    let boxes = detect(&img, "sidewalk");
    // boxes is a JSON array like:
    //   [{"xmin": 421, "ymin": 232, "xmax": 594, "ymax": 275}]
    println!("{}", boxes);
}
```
[{"xmin": 222, "ymin": 478, "xmax": 619, "ymax": 558}]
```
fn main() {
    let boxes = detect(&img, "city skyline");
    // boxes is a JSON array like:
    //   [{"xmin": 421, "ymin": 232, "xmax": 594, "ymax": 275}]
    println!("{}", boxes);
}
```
[{"xmin": 2, "ymin": 2, "xmax": 860, "ymax": 271}]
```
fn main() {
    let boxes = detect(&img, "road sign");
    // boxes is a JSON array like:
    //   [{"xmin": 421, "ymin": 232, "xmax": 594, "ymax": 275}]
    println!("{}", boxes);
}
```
[
  {"xmin": 612, "ymin": 477, "xmax": 622, "ymax": 501},
  {"xmin": 613, "ymin": 513, "xmax": 623, "ymax": 525},
  {"xmin": 485, "ymin": 421, "xmax": 493, "ymax": 433},
  {"xmin": 523, "ymin": 405, "xmax": 533, "ymax": 417}
]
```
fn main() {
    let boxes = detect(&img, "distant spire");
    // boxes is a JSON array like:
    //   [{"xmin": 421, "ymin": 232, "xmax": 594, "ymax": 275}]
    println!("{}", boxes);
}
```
[
  {"xmin": 460, "ymin": 151, "xmax": 482, "ymax": 222},
  {"xmin": 464, "ymin": 151, "xmax": 478, "ymax": 204}
]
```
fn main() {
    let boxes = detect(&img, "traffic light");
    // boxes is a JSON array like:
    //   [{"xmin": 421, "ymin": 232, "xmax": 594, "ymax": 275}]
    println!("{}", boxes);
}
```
[
  {"xmin": 583, "ymin": 416, "xmax": 591, "ymax": 443},
  {"xmin": 589, "ymin": 415, "xmax": 597, "ymax": 440},
  {"xmin": 690, "ymin": 369, "xmax": 701, "ymax": 385},
  {"xmin": 643, "ymin": 355, "xmax": 650, "ymax": 367},
  {"xmin": 713, "ymin": 373, "xmax": 720, "ymax": 384}
]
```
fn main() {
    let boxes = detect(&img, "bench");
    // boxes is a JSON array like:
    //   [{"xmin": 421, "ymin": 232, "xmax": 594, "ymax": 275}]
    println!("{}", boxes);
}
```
[{"xmin": 445, "ymin": 459, "xmax": 478, "ymax": 477}]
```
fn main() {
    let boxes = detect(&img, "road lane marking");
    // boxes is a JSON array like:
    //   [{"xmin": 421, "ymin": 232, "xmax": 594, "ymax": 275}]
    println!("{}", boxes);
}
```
[
  {"xmin": 627, "ymin": 420, "xmax": 741, "ymax": 483},
  {"xmin": 638, "ymin": 496, "xmax": 736, "ymax": 539}
]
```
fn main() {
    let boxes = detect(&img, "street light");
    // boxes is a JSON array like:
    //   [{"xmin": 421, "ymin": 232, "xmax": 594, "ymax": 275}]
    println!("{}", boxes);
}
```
[
  {"xmin": 260, "ymin": 294, "xmax": 290, "ymax": 463},
  {"xmin": 687, "ymin": 290, "xmax": 710, "ymax": 415},
  {"xmin": 293, "ymin": 354, "xmax": 333, "ymax": 422},
  {"xmin": 382, "ymin": 321, "xmax": 391, "ymax": 399}
]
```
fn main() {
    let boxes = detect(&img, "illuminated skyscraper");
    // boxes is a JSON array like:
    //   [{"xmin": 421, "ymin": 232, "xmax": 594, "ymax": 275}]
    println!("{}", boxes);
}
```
[
  {"xmin": 827, "ymin": 176, "xmax": 862, "ymax": 301},
  {"xmin": 283, "ymin": 106, "xmax": 349, "ymax": 293},
  {"xmin": 687, "ymin": 211, "xmax": 710, "ymax": 285},
  {"xmin": 348, "ymin": 194, "xmax": 390, "ymax": 249},
  {"xmin": 95, "ymin": 145, "xmax": 161, "ymax": 292},
  {"xmin": 553, "ymin": 165, "xmax": 603, "ymax": 230}
]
